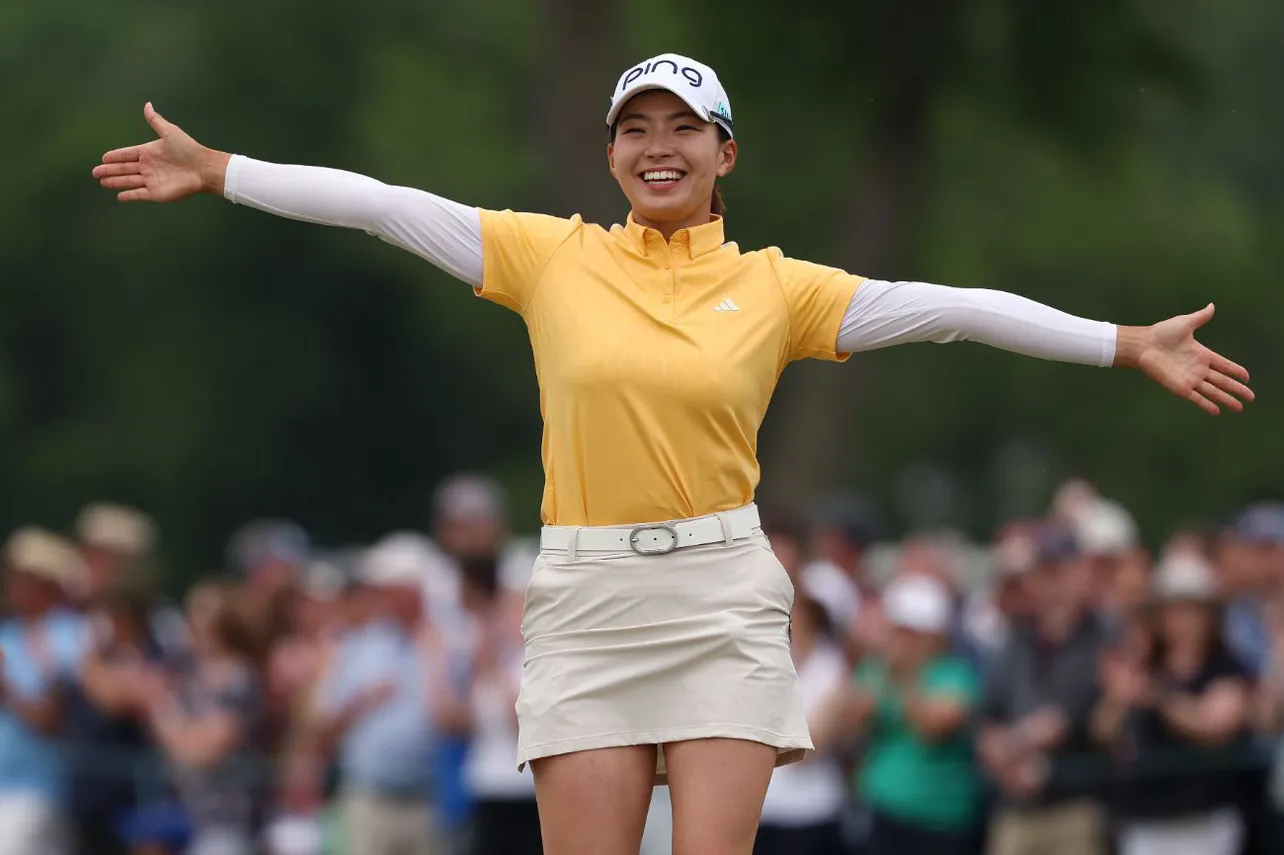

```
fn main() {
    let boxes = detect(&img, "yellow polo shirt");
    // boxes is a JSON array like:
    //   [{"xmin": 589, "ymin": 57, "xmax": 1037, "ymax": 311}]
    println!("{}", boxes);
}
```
[{"xmin": 477, "ymin": 210, "xmax": 863, "ymax": 527}]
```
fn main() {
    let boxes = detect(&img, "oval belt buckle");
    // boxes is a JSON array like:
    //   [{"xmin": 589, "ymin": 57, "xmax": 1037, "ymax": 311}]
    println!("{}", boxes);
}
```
[{"xmin": 629, "ymin": 523, "xmax": 679, "ymax": 555}]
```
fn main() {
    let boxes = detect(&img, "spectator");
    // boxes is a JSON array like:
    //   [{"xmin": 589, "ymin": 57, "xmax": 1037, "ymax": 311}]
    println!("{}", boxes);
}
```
[
  {"xmin": 69, "ymin": 583, "xmax": 170, "ymax": 855},
  {"xmin": 0, "ymin": 528, "xmax": 90, "ymax": 855},
  {"xmin": 801, "ymin": 495, "xmax": 881, "ymax": 659},
  {"xmin": 262, "ymin": 556, "xmax": 349, "ymax": 855},
  {"xmin": 755, "ymin": 596, "xmax": 848, "ymax": 855},
  {"xmin": 462, "ymin": 587, "xmax": 540, "ymax": 855},
  {"xmin": 1070, "ymin": 499, "xmax": 1142, "ymax": 625},
  {"xmin": 977, "ymin": 525, "xmax": 1109, "ymax": 855},
  {"xmin": 1093, "ymin": 552, "xmax": 1251, "ymax": 855},
  {"xmin": 1215, "ymin": 506, "xmax": 1282, "ymax": 679},
  {"xmin": 817, "ymin": 574, "xmax": 983, "ymax": 855},
  {"xmin": 311, "ymin": 548, "xmax": 439, "ymax": 855},
  {"xmin": 961, "ymin": 522, "xmax": 1038, "ymax": 661},
  {"xmin": 138, "ymin": 580, "xmax": 266, "ymax": 855},
  {"xmin": 75, "ymin": 503, "xmax": 159, "ymax": 603},
  {"xmin": 801, "ymin": 496, "xmax": 879, "ymax": 626}
]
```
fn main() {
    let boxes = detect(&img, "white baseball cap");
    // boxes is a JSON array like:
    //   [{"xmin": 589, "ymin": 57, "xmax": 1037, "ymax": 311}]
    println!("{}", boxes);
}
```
[
  {"xmin": 606, "ymin": 53, "xmax": 734, "ymax": 138},
  {"xmin": 882, "ymin": 573, "xmax": 953, "ymax": 634},
  {"xmin": 1072, "ymin": 499, "xmax": 1139, "ymax": 557}
]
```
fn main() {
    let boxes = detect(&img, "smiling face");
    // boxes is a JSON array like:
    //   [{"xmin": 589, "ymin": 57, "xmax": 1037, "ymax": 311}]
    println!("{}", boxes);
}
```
[{"xmin": 607, "ymin": 89, "xmax": 736, "ymax": 235}]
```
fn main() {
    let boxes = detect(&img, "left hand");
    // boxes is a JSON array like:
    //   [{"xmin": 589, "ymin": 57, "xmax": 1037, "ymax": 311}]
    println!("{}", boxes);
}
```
[{"xmin": 1121, "ymin": 304, "xmax": 1253, "ymax": 415}]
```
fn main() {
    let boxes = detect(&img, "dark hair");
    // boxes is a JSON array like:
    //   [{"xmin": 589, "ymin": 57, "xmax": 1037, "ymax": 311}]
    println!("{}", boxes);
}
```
[
  {"xmin": 608, "ymin": 120, "xmax": 732, "ymax": 218},
  {"xmin": 1145, "ymin": 600, "xmax": 1229, "ymax": 672}
]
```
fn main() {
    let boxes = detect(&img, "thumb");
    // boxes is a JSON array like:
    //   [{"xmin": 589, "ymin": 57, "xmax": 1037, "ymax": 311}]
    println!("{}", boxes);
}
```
[
  {"xmin": 144, "ymin": 102, "xmax": 176, "ymax": 137},
  {"xmin": 1188, "ymin": 302, "xmax": 1215, "ymax": 329}
]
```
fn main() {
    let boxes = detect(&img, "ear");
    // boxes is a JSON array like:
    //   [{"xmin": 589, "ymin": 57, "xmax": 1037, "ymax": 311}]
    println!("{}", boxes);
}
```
[
  {"xmin": 607, "ymin": 143, "xmax": 617, "ymax": 179},
  {"xmin": 716, "ymin": 139, "xmax": 737, "ymax": 178}
]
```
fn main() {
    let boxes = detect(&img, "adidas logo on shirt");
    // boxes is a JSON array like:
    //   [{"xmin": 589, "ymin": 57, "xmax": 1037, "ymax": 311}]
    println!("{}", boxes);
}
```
[{"xmin": 714, "ymin": 299, "xmax": 740, "ymax": 313}]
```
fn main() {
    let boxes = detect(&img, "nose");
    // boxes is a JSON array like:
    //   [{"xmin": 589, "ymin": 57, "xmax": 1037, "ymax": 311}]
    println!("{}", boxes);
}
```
[{"xmin": 643, "ymin": 131, "xmax": 676, "ymax": 159}]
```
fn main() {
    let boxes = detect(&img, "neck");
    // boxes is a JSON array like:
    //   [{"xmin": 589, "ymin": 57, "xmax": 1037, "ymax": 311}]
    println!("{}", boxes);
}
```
[{"xmin": 632, "ymin": 209, "xmax": 713, "ymax": 241}]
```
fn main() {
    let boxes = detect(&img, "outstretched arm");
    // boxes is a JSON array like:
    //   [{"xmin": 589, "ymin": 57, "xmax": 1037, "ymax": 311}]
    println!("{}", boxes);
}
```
[
  {"xmin": 838, "ymin": 279, "xmax": 1253, "ymax": 415},
  {"xmin": 94, "ymin": 103, "xmax": 483, "ymax": 286}
]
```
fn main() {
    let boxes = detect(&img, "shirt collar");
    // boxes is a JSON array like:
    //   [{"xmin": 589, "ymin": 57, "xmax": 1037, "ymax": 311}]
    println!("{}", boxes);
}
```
[{"xmin": 618, "ymin": 213, "xmax": 726, "ymax": 260}]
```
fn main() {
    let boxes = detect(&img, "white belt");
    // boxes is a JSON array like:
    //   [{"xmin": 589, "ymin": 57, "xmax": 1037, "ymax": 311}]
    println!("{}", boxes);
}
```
[{"xmin": 539, "ymin": 504, "xmax": 761, "ymax": 556}]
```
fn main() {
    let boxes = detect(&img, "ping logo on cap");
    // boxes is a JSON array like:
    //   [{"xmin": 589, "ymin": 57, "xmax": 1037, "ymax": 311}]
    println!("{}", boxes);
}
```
[{"xmin": 619, "ymin": 58, "xmax": 704, "ymax": 92}]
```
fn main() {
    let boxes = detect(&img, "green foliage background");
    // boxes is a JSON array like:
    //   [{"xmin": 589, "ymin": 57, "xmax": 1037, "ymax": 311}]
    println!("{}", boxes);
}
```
[{"xmin": 2, "ymin": 0, "xmax": 1280, "ymax": 582}]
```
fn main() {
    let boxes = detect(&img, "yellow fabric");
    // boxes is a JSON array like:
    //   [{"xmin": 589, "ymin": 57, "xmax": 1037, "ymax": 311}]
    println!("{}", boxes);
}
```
[{"xmin": 477, "ymin": 209, "xmax": 863, "ymax": 526}]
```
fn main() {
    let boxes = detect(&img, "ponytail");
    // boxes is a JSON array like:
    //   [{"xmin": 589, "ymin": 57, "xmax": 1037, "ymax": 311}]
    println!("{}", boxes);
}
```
[{"xmin": 711, "ymin": 184, "xmax": 726, "ymax": 217}]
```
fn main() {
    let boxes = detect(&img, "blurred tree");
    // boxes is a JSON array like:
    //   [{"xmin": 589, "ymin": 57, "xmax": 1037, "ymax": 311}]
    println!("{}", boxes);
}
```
[{"xmin": 0, "ymin": 0, "xmax": 1277, "ymax": 580}]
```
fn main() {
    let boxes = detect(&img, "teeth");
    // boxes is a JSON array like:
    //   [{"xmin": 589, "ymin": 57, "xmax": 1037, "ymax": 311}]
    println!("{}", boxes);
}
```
[{"xmin": 643, "ymin": 170, "xmax": 683, "ymax": 182}]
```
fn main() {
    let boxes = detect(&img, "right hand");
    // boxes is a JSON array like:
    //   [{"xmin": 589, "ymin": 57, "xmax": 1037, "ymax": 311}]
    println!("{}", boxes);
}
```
[
  {"xmin": 92, "ymin": 103, "xmax": 227, "ymax": 203},
  {"xmin": 1014, "ymin": 706, "xmax": 1069, "ymax": 751},
  {"xmin": 1101, "ymin": 651, "xmax": 1151, "ymax": 706}
]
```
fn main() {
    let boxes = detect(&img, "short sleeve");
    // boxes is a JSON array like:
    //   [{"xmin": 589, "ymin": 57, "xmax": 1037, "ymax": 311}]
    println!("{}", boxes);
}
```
[
  {"xmin": 476, "ymin": 209, "xmax": 583, "ymax": 314},
  {"xmin": 767, "ymin": 250, "xmax": 864, "ymax": 362}
]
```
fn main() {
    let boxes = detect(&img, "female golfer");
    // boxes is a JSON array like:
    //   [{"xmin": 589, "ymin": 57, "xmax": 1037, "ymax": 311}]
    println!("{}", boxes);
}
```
[{"xmin": 93, "ymin": 53, "xmax": 1252, "ymax": 855}]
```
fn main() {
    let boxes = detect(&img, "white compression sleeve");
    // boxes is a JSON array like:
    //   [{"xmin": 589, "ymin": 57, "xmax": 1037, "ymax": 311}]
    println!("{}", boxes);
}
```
[
  {"xmin": 836, "ymin": 279, "xmax": 1117, "ymax": 367},
  {"xmin": 223, "ymin": 155, "xmax": 484, "ymax": 286}
]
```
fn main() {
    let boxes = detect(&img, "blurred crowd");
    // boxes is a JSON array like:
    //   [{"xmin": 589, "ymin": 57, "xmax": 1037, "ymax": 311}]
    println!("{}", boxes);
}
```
[{"xmin": 2, "ymin": 475, "xmax": 1284, "ymax": 855}]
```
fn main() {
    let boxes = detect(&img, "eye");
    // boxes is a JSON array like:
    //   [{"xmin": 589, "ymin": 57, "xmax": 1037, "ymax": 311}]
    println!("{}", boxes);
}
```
[
  {"xmin": 676, "ymin": 125, "xmax": 700, "ymax": 132},
  {"xmin": 621, "ymin": 127, "xmax": 644, "ymax": 135}
]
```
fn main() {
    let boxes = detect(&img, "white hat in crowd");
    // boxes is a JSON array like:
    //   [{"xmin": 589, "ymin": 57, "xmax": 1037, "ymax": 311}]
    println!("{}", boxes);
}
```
[
  {"xmin": 1072, "ymin": 499, "xmax": 1139, "ymax": 557},
  {"xmin": 5, "ymin": 527, "xmax": 89, "ymax": 593},
  {"xmin": 882, "ymin": 572, "xmax": 953, "ymax": 634},
  {"xmin": 357, "ymin": 533, "xmax": 433, "ymax": 588},
  {"xmin": 606, "ymin": 53, "xmax": 734, "ymax": 138},
  {"xmin": 76, "ymin": 502, "xmax": 157, "ymax": 556},
  {"xmin": 1151, "ymin": 551, "xmax": 1219, "ymax": 603}
]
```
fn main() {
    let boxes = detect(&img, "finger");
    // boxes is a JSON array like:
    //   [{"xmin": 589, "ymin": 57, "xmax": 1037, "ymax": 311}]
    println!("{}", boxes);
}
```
[
  {"xmin": 118, "ymin": 188, "xmax": 152, "ymax": 203},
  {"xmin": 144, "ymin": 101, "xmax": 175, "ymax": 137},
  {"xmin": 1199, "ymin": 380, "xmax": 1242, "ymax": 412},
  {"xmin": 1207, "ymin": 371, "xmax": 1255, "ymax": 404},
  {"xmin": 1188, "ymin": 389, "xmax": 1219, "ymax": 416},
  {"xmin": 100, "ymin": 175, "xmax": 146, "ymax": 191},
  {"xmin": 1209, "ymin": 352, "xmax": 1250, "ymax": 382},
  {"xmin": 1188, "ymin": 303, "xmax": 1215, "ymax": 329},
  {"xmin": 102, "ymin": 145, "xmax": 147, "ymax": 164},
  {"xmin": 93, "ymin": 162, "xmax": 141, "ymax": 179}
]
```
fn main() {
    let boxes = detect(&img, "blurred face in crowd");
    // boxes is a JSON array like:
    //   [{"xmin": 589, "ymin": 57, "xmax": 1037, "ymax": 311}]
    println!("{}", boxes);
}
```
[
  {"xmin": 290, "ymin": 591, "xmax": 337, "ymax": 638},
  {"xmin": 1027, "ymin": 554, "xmax": 1092, "ymax": 620},
  {"xmin": 436, "ymin": 514, "xmax": 505, "ymax": 561},
  {"xmin": 1111, "ymin": 549, "xmax": 1152, "ymax": 612},
  {"xmin": 349, "ymin": 583, "xmax": 422, "ymax": 628},
  {"xmin": 1156, "ymin": 599, "xmax": 1215, "ymax": 651},
  {"xmin": 249, "ymin": 557, "xmax": 301, "ymax": 597},
  {"xmin": 1211, "ymin": 535, "xmax": 1258, "ymax": 596},
  {"xmin": 995, "ymin": 574, "xmax": 1032, "ymax": 619},
  {"xmin": 185, "ymin": 583, "xmax": 257, "ymax": 659},
  {"xmin": 608, "ymin": 89, "xmax": 735, "ymax": 231},
  {"xmin": 1256, "ymin": 540, "xmax": 1284, "ymax": 593},
  {"xmin": 5, "ymin": 569, "xmax": 60, "ymax": 616},
  {"xmin": 80, "ymin": 545, "xmax": 126, "ymax": 597},
  {"xmin": 885, "ymin": 625, "xmax": 942, "ymax": 672}
]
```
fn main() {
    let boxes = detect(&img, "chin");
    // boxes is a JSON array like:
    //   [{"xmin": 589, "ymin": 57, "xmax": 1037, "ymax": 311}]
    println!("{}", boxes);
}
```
[{"xmin": 634, "ymin": 196, "xmax": 700, "ymax": 225}]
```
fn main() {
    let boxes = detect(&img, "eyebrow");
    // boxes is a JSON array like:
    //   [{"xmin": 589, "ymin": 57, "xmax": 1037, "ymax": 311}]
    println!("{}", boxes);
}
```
[{"xmin": 618, "ymin": 110, "xmax": 702, "ymax": 124}]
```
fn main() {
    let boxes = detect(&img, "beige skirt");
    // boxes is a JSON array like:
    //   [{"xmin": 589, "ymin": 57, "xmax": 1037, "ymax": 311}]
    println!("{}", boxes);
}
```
[{"xmin": 515, "ymin": 511, "xmax": 811, "ymax": 784}]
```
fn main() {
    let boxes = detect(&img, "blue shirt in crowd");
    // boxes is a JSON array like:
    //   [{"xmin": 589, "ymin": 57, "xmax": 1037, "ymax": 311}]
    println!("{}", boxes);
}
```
[
  {"xmin": 0, "ymin": 609, "xmax": 88, "ymax": 800},
  {"xmin": 320, "ymin": 619, "xmax": 435, "ymax": 795}
]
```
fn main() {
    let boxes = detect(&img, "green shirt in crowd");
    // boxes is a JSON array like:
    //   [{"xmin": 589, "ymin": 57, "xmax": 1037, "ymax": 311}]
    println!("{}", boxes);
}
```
[{"xmin": 854, "ymin": 654, "xmax": 982, "ymax": 831}]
